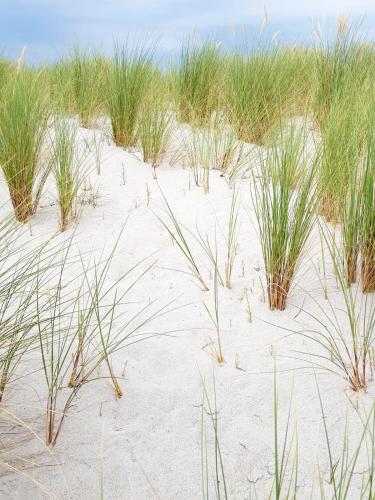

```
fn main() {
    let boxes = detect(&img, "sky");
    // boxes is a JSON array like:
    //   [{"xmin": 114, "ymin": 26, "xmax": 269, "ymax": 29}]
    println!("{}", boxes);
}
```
[{"xmin": 0, "ymin": 0, "xmax": 374, "ymax": 64}]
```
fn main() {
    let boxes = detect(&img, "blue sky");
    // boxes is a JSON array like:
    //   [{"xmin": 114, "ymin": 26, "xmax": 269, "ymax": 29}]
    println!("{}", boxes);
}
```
[{"xmin": 0, "ymin": 0, "xmax": 374, "ymax": 64}]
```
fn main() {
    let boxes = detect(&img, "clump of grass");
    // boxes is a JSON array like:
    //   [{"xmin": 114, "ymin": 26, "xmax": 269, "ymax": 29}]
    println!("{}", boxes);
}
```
[
  {"xmin": 107, "ymin": 43, "xmax": 153, "ymax": 148},
  {"xmin": 0, "ymin": 70, "xmax": 50, "ymax": 222},
  {"xmin": 341, "ymin": 167, "xmax": 362, "ymax": 286},
  {"xmin": 48, "ymin": 49, "xmax": 107, "ymax": 124},
  {"xmin": 139, "ymin": 73, "xmax": 172, "ymax": 176},
  {"xmin": 360, "ymin": 121, "xmax": 375, "ymax": 293},
  {"xmin": 0, "ymin": 57, "xmax": 15, "ymax": 92},
  {"xmin": 313, "ymin": 18, "xmax": 360, "ymax": 131},
  {"xmin": 67, "ymin": 48, "xmax": 105, "ymax": 128},
  {"xmin": 37, "ymin": 231, "xmax": 166, "ymax": 446},
  {"xmin": 176, "ymin": 39, "xmax": 220, "ymax": 126},
  {"xmin": 270, "ymin": 119, "xmax": 309, "ymax": 189},
  {"xmin": 0, "ymin": 220, "xmax": 61, "ymax": 402},
  {"xmin": 251, "ymin": 121, "xmax": 317, "ymax": 310},
  {"xmin": 226, "ymin": 38, "xmax": 287, "ymax": 145},
  {"xmin": 297, "ymin": 226, "xmax": 375, "ymax": 392},
  {"xmin": 319, "ymin": 85, "xmax": 366, "ymax": 222},
  {"xmin": 275, "ymin": 46, "xmax": 315, "ymax": 117},
  {"xmin": 51, "ymin": 120, "xmax": 87, "ymax": 231}
]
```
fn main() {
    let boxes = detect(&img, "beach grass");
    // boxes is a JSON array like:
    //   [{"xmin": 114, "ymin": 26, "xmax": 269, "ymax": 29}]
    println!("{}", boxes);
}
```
[
  {"xmin": 106, "ymin": 43, "xmax": 153, "ymax": 148},
  {"xmin": 0, "ymin": 69, "xmax": 50, "ymax": 222}
]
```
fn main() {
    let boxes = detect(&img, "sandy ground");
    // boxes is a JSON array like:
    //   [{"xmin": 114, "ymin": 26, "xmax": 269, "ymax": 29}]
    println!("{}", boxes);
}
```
[{"xmin": 0, "ymin": 121, "xmax": 374, "ymax": 499}]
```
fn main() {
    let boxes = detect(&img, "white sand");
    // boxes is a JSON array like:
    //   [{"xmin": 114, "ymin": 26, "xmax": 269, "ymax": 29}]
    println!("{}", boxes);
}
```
[{"xmin": 0, "ymin": 121, "xmax": 374, "ymax": 499}]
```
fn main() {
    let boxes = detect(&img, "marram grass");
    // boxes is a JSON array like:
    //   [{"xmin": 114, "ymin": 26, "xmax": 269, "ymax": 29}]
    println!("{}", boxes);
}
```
[
  {"xmin": 176, "ymin": 40, "xmax": 221, "ymax": 126},
  {"xmin": 51, "ymin": 120, "xmax": 88, "ymax": 231},
  {"xmin": 67, "ymin": 48, "xmax": 106, "ymax": 127},
  {"xmin": 361, "ymin": 122, "xmax": 375, "ymax": 293},
  {"xmin": 313, "ymin": 19, "xmax": 361, "ymax": 131},
  {"xmin": 319, "ymin": 83, "xmax": 367, "ymax": 222},
  {"xmin": 251, "ymin": 120, "xmax": 317, "ymax": 310},
  {"xmin": 299, "ymin": 225, "xmax": 375, "ymax": 391},
  {"xmin": 139, "ymin": 71, "xmax": 172, "ymax": 175},
  {"xmin": 107, "ymin": 43, "xmax": 153, "ymax": 149},
  {"xmin": 225, "ymin": 41, "xmax": 291, "ymax": 145},
  {"xmin": 341, "ymin": 167, "xmax": 362, "ymax": 285},
  {"xmin": 0, "ymin": 69, "xmax": 50, "ymax": 222}
]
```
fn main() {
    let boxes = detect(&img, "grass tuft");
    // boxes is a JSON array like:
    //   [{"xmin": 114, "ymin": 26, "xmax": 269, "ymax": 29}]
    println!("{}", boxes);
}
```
[
  {"xmin": 107, "ymin": 43, "xmax": 153, "ymax": 149},
  {"xmin": 251, "ymin": 120, "xmax": 317, "ymax": 310},
  {"xmin": 0, "ymin": 70, "xmax": 50, "ymax": 222}
]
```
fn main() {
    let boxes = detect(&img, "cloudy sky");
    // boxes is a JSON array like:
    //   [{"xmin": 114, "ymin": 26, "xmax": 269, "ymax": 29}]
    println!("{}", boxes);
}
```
[{"xmin": 0, "ymin": 0, "xmax": 374, "ymax": 63}]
